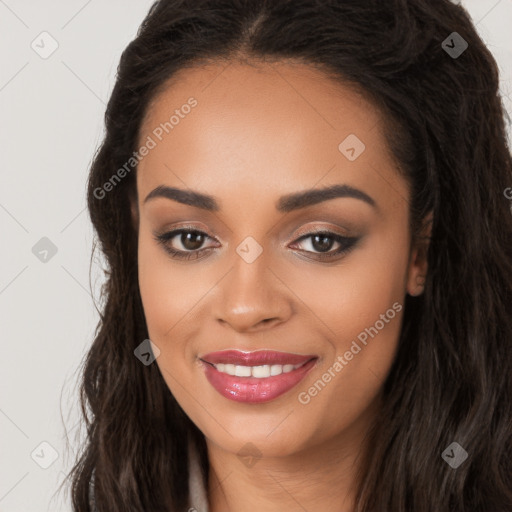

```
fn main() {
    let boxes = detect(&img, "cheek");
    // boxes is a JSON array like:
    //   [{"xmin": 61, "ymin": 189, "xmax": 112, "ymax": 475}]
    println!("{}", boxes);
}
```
[
  {"xmin": 137, "ymin": 224, "xmax": 224, "ymax": 395},
  {"xmin": 284, "ymin": 224, "xmax": 409, "ymax": 340},
  {"xmin": 294, "ymin": 309, "xmax": 402, "ymax": 447},
  {"xmin": 138, "ymin": 220, "xmax": 203, "ymax": 321},
  {"xmin": 289, "ymin": 231, "xmax": 408, "ymax": 435},
  {"xmin": 137, "ymin": 234, "xmax": 205, "ymax": 414},
  {"xmin": 137, "ymin": 228, "xmax": 199, "ymax": 359}
]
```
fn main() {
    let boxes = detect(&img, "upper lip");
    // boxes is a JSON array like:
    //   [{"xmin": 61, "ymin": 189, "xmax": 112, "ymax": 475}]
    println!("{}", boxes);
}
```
[{"xmin": 200, "ymin": 350, "xmax": 317, "ymax": 366}]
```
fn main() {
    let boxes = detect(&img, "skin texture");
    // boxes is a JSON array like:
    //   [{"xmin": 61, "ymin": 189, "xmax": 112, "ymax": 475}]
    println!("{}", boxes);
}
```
[{"xmin": 133, "ymin": 60, "xmax": 429, "ymax": 512}]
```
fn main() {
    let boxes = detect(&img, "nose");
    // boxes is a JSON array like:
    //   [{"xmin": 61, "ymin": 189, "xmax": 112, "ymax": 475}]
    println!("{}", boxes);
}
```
[{"xmin": 212, "ymin": 256, "xmax": 293, "ymax": 333}]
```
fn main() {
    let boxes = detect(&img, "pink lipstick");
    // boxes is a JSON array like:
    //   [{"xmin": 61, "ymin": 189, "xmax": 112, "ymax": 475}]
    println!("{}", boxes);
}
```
[{"xmin": 200, "ymin": 350, "xmax": 317, "ymax": 403}]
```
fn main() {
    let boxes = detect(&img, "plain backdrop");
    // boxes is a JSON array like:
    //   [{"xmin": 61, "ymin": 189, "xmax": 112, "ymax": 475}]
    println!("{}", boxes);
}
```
[{"xmin": 1, "ymin": 1, "xmax": 511, "ymax": 510}]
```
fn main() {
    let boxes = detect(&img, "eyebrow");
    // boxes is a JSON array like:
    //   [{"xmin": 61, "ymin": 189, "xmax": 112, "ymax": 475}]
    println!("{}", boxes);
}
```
[{"xmin": 143, "ymin": 183, "xmax": 377, "ymax": 212}]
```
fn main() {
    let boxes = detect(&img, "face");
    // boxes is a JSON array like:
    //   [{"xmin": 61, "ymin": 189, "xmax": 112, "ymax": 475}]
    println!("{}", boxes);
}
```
[{"xmin": 134, "ymin": 60, "xmax": 427, "ymax": 459}]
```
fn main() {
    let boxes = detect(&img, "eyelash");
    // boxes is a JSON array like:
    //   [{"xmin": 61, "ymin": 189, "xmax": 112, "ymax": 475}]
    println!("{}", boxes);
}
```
[{"xmin": 153, "ymin": 226, "xmax": 359, "ymax": 262}]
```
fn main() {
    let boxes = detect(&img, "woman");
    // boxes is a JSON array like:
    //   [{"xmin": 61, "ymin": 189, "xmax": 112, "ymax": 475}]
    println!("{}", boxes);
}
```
[{"xmin": 66, "ymin": 1, "xmax": 512, "ymax": 511}]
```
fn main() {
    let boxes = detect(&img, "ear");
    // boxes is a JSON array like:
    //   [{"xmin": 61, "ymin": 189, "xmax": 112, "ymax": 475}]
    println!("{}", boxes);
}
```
[{"xmin": 406, "ymin": 210, "xmax": 433, "ymax": 297}]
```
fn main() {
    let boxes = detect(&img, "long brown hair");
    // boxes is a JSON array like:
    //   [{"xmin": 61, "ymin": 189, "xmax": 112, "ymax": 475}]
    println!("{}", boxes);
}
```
[{"xmin": 65, "ymin": 1, "xmax": 512, "ymax": 510}]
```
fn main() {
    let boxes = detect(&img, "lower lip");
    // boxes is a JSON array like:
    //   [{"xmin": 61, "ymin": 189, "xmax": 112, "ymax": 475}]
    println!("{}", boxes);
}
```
[{"xmin": 201, "ymin": 358, "xmax": 317, "ymax": 404}]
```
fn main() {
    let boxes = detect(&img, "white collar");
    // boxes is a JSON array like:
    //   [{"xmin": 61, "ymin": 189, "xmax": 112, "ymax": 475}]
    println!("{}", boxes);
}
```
[{"xmin": 188, "ymin": 435, "xmax": 209, "ymax": 512}]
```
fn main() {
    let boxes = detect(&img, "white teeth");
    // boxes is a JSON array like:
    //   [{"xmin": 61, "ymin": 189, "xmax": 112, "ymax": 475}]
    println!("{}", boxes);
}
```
[
  {"xmin": 235, "ymin": 365, "xmax": 252, "ymax": 377},
  {"xmin": 213, "ymin": 362, "xmax": 304, "ymax": 378},
  {"xmin": 270, "ymin": 364, "xmax": 282, "ymax": 376},
  {"xmin": 252, "ymin": 365, "xmax": 271, "ymax": 378},
  {"xmin": 224, "ymin": 364, "xmax": 236, "ymax": 376}
]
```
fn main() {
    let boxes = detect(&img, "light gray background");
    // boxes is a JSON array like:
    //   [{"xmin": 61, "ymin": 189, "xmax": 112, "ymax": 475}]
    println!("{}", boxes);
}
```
[{"xmin": 1, "ymin": 1, "xmax": 511, "ymax": 510}]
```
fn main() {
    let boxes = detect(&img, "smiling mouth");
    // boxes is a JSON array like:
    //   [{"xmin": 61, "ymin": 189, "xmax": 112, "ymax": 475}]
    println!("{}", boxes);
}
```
[{"xmin": 199, "ymin": 350, "xmax": 318, "ymax": 403}]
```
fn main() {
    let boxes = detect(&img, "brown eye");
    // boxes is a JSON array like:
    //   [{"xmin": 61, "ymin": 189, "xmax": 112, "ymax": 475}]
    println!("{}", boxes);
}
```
[
  {"xmin": 153, "ymin": 228, "xmax": 217, "ymax": 260},
  {"xmin": 309, "ymin": 233, "xmax": 336, "ymax": 252},
  {"xmin": 179, "ymin": 231, "xmax": 207, "ymax": 251},
  {"xmin": 291, "ymin": 231, "xmax": 359, "ymax": 261}
]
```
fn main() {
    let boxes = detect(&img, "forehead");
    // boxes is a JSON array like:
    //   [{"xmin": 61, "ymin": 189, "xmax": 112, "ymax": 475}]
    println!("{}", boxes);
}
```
[{"xmin": 136, "ymin": 60, "xmax": 404, "ymax": 211}]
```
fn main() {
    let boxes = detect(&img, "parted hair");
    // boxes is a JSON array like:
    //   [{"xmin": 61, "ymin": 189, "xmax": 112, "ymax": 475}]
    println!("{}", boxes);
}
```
[{"xmin": 65, "ymin": 1, "xmax": 512, "ymax": 510}]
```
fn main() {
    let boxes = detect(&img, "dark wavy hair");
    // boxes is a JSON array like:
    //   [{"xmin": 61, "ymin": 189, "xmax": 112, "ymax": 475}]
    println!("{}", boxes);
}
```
[{"xmin": 63, "ymin": 0, "xmax": 512, "ymax": 510}]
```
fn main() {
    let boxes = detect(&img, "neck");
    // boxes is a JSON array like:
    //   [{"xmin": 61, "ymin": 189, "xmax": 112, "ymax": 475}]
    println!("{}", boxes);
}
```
[{"xmin": 206, "ymin": 395, "xmax": 380, "ymax": 512}]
